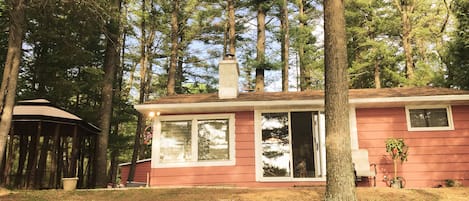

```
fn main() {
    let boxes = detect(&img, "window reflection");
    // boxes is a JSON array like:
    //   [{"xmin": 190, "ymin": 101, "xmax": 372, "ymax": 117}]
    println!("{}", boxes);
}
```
[
  {"xmin": 160, "ymin": 121, "xmax": 192, "ymax": 162},
  {"xmin": 409, "ymin": 108, "xmax": 449, "ymax": 128},
  {"xmin": 198, "ymin": 119, "xmax": 229, "ymax": 161},
  {"xmin": 261, "ymin": 113, "xmax": 291, "ymax": 177}
]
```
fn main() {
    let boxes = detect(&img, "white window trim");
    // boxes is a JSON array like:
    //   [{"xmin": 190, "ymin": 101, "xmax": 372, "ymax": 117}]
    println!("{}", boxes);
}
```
[
  {"xmin": 151, "ymin": 113, "xmax": 236, "ymax": 168},
  {"xmin": 405, "ymin": 105, "xmax": 454, "ymax": 131},
  {"xmin": 254, "ymin": 109, "xmax": 327, "ymax": 182}
]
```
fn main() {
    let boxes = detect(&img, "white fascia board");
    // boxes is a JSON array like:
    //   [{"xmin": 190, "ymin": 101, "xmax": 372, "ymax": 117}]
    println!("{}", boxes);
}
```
[
  {"xmin": 134, "ymin": 99, "xmax": 325, "ymax": 113},
  {"xmin": 134, "ymin": 94, "xmax": 469, "ymax": 114},
  {"xmin": 350, "ymin": 95, "xmax": 469, "ymax": 105}
]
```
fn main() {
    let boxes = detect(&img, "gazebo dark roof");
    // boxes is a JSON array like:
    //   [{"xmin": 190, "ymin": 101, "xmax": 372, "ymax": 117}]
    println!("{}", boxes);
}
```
[{"xmin": 12, "ymin": 99, "xmax": 100, "ymax": 136}]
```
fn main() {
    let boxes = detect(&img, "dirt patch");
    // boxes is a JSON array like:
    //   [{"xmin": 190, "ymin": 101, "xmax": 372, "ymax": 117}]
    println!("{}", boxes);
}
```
[{"xmin": 0, "ymin": 188, "xmax": 12, "ymax": 196}]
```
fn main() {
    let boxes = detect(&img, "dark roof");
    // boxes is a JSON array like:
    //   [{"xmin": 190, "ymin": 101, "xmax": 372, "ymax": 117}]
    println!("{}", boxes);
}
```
[{"xmin": 145, "ymin": 87, "xmax": 469, "ymax": 104}]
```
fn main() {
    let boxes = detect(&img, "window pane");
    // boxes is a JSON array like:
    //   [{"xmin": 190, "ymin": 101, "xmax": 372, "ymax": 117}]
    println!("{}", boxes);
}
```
[
  {"xmin": 409, "ymin": 108, "xmax": 449, "ymax": 128},
  {"xmin": 261, "ymin": 113, "xmax": 291, "ymax": 177},
  {"xmin": 198, "ymin": 119, "xmax": 229, "ymax": 161},
  {"xmin": 160, "ymin": 121, "xmax": 192, "ymax": 163}
]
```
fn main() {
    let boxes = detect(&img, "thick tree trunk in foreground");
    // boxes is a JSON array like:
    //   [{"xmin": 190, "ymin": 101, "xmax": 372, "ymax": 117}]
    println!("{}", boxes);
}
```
[
  {"xmin": 324, "ymin": 0, "xmax": 357, "ymax": 200},
  {"xmin": 95, "ymin": 0, "xmax": 121, "ymax": 188},
  {"xmin": 0, "ymin": 0, "xmax": 26, "ymax": 171}
]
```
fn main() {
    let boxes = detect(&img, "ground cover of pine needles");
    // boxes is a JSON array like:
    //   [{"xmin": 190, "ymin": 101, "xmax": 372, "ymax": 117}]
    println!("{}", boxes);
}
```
[{"xmin": 1, "ymin": 186, "xmax": 468, "ymax": 201}]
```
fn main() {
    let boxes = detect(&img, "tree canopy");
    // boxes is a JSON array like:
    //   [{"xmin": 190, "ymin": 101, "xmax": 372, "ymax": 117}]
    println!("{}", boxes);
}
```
[{"xmin": 0, "ymin": 0, "xmax": 467, "ymax": 188}]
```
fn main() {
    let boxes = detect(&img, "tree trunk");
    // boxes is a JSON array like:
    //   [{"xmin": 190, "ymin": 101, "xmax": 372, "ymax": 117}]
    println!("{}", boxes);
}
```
[
  {"xmin": 374, "ymin": 60, "xmax": 381, "ymax": 89},
  {"xmin": 95, "ymin": 0, "xmax": 122, "ymax": 187},
  {"xmin": 255, "ymin": 3, "xmax": 266, "ymax": 92},
  {"xmin": 298, "ymin": 0, "xmax": 312, "ymax": 91},
  {"xmin": 128, "ymin": 114, "xmax": 144, "ymax": 182},
  {"xmin": 395, "ymin": 0, "xmax": 414, "ymax": 81},
  {"xmin": 167, "ymin": 0, "xmax": 179, "ymax": 96},
  {"xmin": 324, "ymin": 0, "xmax": 357, "ymax": 200},
  {"xmin": 280, "ymin": 0, "xmax": 289, "ymax": 92},
  {"xmin": 176, "ymin": 34, "xmax": 185, "ymax": 94},
  {"xmin": 0, "ymin": 0, "xmax": 26, "ymax": 170},
  {"xmin": 3, "ymin": 131, "xmax": 15, "ymax": 185},
  {"xmin": 228, "ymin": 0, "xmax": 235, "ymax": 55}
]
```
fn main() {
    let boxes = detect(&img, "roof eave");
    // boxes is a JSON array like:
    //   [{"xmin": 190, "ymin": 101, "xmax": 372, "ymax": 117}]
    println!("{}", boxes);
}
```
[{"xmin": 135, "ymin": 94, "xmax": 469, "ymax": 115}]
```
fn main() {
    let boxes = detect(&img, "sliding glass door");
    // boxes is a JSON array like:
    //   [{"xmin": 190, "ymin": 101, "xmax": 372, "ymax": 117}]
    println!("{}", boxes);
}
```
[{"xmin": 260, "ymin": 111, "xmax": 325, "ymax": 180}]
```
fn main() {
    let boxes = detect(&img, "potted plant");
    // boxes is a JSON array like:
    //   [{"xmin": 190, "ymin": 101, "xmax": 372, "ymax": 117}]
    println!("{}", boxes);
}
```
[{"xmin": 385, "ymin": 138, "xmax": 408, "ymax": 188}]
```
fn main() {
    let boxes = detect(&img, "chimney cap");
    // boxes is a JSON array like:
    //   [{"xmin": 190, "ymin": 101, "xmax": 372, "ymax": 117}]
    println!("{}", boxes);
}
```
[{"xmin": 224, "ymin": 53, "xmax": 235, "ymax": 60}]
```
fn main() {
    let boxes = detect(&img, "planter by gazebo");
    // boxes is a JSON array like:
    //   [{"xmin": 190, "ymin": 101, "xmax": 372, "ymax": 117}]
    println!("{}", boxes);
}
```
[{"xmin": 62, "ymin": 177, "xmax": 79, "ymax": 191}]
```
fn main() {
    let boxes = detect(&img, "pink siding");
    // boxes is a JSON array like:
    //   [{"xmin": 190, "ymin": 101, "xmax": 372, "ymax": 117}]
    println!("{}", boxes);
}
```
[
  {"xmin": 149, "ymin": 111, "xmax": 324, "ymax": 187},
  {"xmin": 120, "ymin": 160, "xmax": 151, "ymax": 184},
  {"xmin": 356, "ymin": 105, "xmax": 469, "ymax": 187}
]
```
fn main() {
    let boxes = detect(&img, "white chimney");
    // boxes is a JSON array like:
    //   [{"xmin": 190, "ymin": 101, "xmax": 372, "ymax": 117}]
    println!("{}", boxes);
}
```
[{"xmin": 218, "ymin": 55, "xmax": 239, "ymax": 99}]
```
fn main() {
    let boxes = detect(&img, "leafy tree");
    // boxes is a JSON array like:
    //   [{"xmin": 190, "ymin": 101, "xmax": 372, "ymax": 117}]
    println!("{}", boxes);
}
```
[
  {"xmin": 290, "ymin": 0, "xmax": 323, "ymax": 90},
  {"xmin": 324, "ymin": 0, "xmax": 357, "ymax": 200},
  {"xmin": 346, "ymin": 0, "xmax": 402, "ymax": 88},
  {"xmin": 446, "ymin": 0, "xmax": 469, "ymax": 89}
]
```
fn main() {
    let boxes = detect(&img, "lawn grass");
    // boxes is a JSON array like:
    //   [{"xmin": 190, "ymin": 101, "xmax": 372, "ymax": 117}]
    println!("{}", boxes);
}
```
[{"xmin": 1, "ymin": 187, "xmax": 468, "ymax": 201}]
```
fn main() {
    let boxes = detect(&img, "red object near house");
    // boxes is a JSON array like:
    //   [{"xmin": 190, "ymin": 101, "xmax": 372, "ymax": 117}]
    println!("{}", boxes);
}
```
[
  {"xmin": 126, "ymin": 59, "xmax": 469, "ymax": 188},
  {"xmin": 119, "ymin": 159, "xmax": 151, "ymax": 185}
]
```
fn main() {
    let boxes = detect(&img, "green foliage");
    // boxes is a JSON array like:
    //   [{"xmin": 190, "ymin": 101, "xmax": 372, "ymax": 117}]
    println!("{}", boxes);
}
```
[
  {"xmin": 445, "ymin": 0, "xmax": 469, "ymax": 89},
  {"xmin": 345, "ymin": 0, "xmax": 451, "ymax": 88},
  {"xmin": 385, "ymin": 138, "xmax": 409, "ymax": 162}
]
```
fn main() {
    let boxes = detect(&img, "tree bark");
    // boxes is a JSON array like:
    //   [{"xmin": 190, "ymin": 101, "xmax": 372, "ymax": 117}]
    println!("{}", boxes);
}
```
[
  {"xmin": 255, "ymin": 2, "xmax": 266, "ymax": 92},
  {"xmin": 374, "ymin": 60, "xmax": 381, "ymax": 89},
  {"xmin": 95, "ymin": 0, "xmax": 122, "ymax": 188},
  {"xmin": 394, "ymin": 0, "xmax": 414, "ymax": 81},
  {"xmin": 298, "ymin": 0, "xmax": 307, "ymax": 91},
  {"xmin": 0, "ymin": 0, "xmax": 26, "ymax": 170},
  {"xmin": 167, "ymin": 0, "xmax": 179, "ymax": 95},
  {"xmin": 280, "ymin": 0, "xmax": 289, "ymax": 92},
  {"xmin": 228, "ymin": 0, "xmax": 235, "ymax": 55},
  {"xmin": 324, "ymin": 0, "xmax": 357, "ymax": 200},
  {"xmin": 2, "ymin": 130, "xmax": 15, "ymax": 185}
]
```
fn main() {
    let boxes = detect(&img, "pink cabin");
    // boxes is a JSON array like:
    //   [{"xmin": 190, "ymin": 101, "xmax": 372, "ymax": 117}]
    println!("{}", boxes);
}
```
[{"xmin": 127, "ymin": 58, "xmax": 469, "ymax": 188}]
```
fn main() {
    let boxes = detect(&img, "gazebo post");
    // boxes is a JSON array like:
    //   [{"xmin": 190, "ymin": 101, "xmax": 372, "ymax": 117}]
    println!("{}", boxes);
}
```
[
  {"xmin": 77, "ymin": 136, "xmax": 85, "ymax": 188},
  {"xmin": 26, "ymin": 121, "xmax": 41, "ymax": 188},
  {"xmin": 36, "ymin": 133, "xmax": 50, "ymax": 188},
  {"xmin": 15, "ymin": 134, "xmax": 27, "ymax": 187},
  {"xmin": 70, "ymin": 125, "xmax": 79, "ymax": 178},
  {"xmin": 56, "ymin": 134, "xmax": 64, "ymax": 188},
  {"xmin": 88, "ymin": 135, "xmax": 97, "ymax": 188},
  {"xmin": 49, "ymin": 124, "xmax": 60, "ymax": 188}
]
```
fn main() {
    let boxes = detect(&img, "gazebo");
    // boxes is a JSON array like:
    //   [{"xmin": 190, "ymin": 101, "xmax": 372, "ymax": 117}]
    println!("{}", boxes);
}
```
[{"xmin": 0, "ymin": 99, "xmax": 100, "ymax": 189}]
